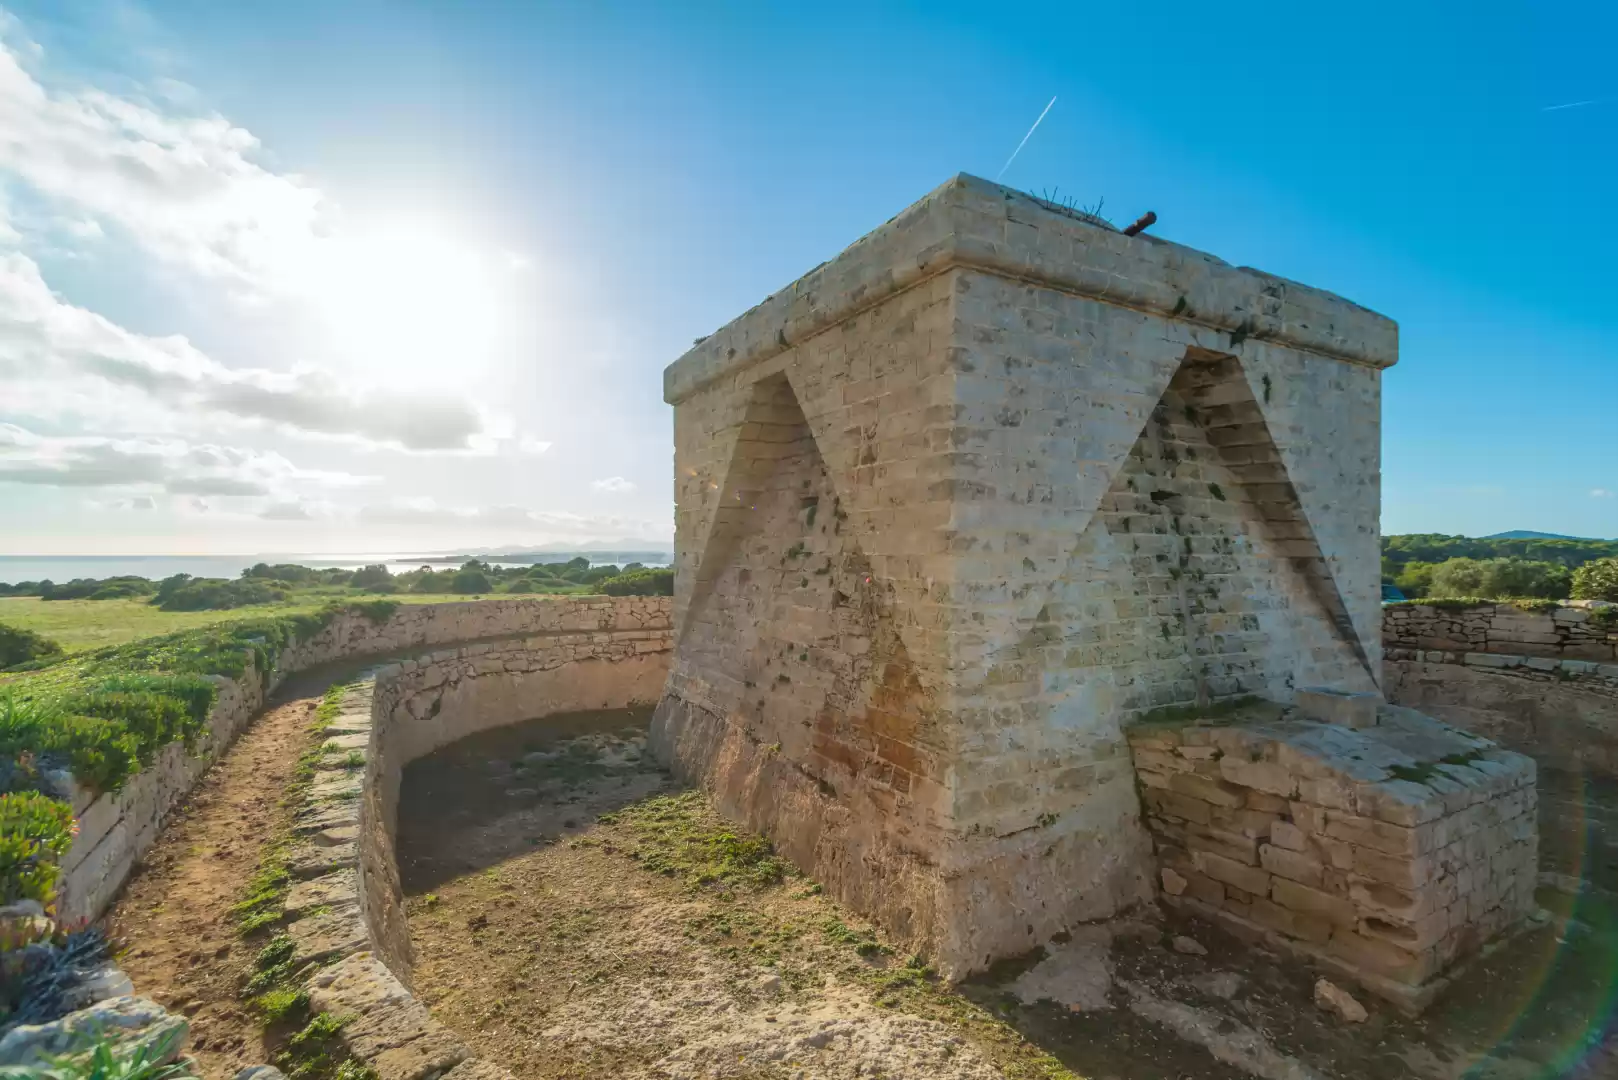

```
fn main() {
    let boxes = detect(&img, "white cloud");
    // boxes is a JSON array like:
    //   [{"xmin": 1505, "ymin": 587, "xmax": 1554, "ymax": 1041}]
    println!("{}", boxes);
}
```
[
  {"xmin": 0, "ymin": 28, "xmax": 329, "ymax": 291},
  {"xmin": 0, "ymin": 422, "xmax": 372, "ymax": 497},
  {"xmin": 259, "ymin": 498, "xmax": 320, "ymax": 521},
  {"xmin": 0, "ymin": 251, "xmax": 514, "ymax": 452},
  {"xmin": 1593, "ymin": 488, "xmax": 1614, "ymax": 499},
  {"xmin": 592, "ymin": 476, "xmax": 636, "ymax": 494}
]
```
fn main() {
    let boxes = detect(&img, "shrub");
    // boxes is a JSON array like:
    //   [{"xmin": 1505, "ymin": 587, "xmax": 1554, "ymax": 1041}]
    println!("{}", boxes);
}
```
[
  {"xmin": 449, "ymin": 569, "xmax": 492, "ymax": 595},
  {"xmin": 346, "ymin": 600, "xmax": 399, "ymax": 625},
  {"xmin": 1572, "ymin": 558, "xmax": 1618, "ymax": 603},
  {"xmin": 0, "ymin": 624, "xmax": 64, "ymax": 672},
  {"xmin": 349, "ymin": 564, "xmax": 393, "ymax": 590},
  {"xmin": 153, "ymin": 577, "xmax": 285, "ymax": 612},
  {"xmin": 2, "ymin": 926, "xmax": 110, "ymax": 1025},
  {"xmin": 1426, "ymin": 557, "xmax": 1570, "ymax": 601},
  {"xmin": 600, "ymin": 567, "xmax": 673, "ymax": 596},
  {"xmin": 0, "ymin": 791, "xmax": 76, "ymax": 907}
]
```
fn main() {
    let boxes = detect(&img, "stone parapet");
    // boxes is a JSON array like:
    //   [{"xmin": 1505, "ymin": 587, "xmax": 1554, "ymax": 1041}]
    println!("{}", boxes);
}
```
[
  {"xmin": 57, "ymin": 596, "xmax": 672, "ymax": 925},
  {"xmin": 1128, "ymin": 701, "xmax": 1537, "ymax": 1012},
  {"xmin": 1382, "ymin": 601, "xmax": 1618, "ymax": 662},
  {"xmin": 1383, "ymin": 648, "xmax": 1618, "ymax": 775},
  {"xmin": 278, "ymin": 613, "xmax": 673, "ymax": 1078}
]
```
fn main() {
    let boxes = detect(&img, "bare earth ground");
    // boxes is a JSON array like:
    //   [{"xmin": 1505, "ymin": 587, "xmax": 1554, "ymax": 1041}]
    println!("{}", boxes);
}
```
[
  {"xmin": 400, "ymin": 714, "xmax": 1618, "ymax": 1080},
  {"xmin": 104, "ymin": 673, "xmax": 335, "ymax": 1079},
  {"xmin": 100, "ymin": 684, "xmax": 1618, "ymax": 1080}
]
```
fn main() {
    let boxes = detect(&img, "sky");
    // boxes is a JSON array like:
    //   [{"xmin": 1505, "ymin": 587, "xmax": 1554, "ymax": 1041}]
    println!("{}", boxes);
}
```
[{"xmin": 0, "ymin": 0, "xmax": 1613, "ymax": 555}]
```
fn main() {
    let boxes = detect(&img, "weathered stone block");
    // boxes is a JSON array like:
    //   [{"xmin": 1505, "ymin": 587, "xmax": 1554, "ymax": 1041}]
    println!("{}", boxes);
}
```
[
  {"xmin": 1271, "ymin": 877, "xmax": 1358, "ymax": 927},
  {"xmin": 1260, "ymin": 843, "xmax": 1325, "ymax": 887},
  {"xmin": 1295, "ymin": 687, "xmax": 1381, "ymax": 729},
  {"xmin": 1193, "ymin": 850, "xmax": 1272, "ymax": 896}
]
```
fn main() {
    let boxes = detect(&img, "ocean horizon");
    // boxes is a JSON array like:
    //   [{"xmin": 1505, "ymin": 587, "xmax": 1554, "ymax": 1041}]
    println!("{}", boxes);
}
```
[{"xmin": 0, "ymin": 551, "xmax": 672, "ymax": 585}]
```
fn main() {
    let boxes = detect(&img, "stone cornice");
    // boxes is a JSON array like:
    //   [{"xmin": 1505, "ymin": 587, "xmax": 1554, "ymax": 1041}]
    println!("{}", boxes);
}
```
[{"xmin": 665, "ymin": 173, "xmax": 1398, "ymax": 405}]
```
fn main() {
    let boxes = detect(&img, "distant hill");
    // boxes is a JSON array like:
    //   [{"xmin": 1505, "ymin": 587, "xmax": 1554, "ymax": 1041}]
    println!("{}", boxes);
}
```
[{"xmin": 1483, "ymin": 530, "xmax": 1601, "ymax": 541}]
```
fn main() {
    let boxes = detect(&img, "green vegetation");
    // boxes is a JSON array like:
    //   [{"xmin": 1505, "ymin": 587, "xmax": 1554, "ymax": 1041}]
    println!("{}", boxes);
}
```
[
  {"xmin": 0, "ymin": 791, "xmax": 76, "ymax": 907},
  {"xmin": 231, "ymin": 684, "xmax": 378, "ymax": 1080},
  {"xmin": 0, "ymin": 623, "xmax": 63, "ymax": 671},
  {"xmin": 1572, "ymin": 557, "xmax": 1618, "ymax": 603},
  {"xmin": 1421, "ymin": 557, "xmax": 1570, "ymax": 601},
  {"xmin": 0, "ymin": 610, "xmax": 387, "ymax": 913},
  {"xmin": 598, "ymin": 790, "xmax": 790, "ymax": 890},
  {"xmin": 1382, "ymin": 533, "xmax": 1618, "ymax": 600},
  {"xmin": 0, "ymin": 1025, "xmax": 194, "ymax": 1079},
  {"xmin": 0, "ymin": 558, "xmax": 671, "ymax": 634},
  {"xmin": 600, "ymin": 566, "xmax": 674, "ymax": 596}
]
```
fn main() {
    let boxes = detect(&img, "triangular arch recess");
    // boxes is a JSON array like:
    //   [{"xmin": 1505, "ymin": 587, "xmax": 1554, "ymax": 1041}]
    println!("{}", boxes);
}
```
[
  {"xmin": 1174, "ymin": 352, "xmax": 1375, "ymax": 681},
  {"xmin": 681, "ymin": 374, "xmax": 814, "ymax": 642}
]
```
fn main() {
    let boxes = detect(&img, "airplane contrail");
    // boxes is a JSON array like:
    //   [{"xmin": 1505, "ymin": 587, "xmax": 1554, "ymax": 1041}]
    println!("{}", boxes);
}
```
[
  {"xmin": 995, "ymin": 96, "xmax": 1057, "ymax": 181},
  {"xmin": 1542, "ymin": 98, "xmax": 1602, "ymax": 111}
]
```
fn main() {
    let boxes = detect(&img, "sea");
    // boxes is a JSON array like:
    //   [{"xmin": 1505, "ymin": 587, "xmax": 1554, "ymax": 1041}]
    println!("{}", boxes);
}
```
[{"xmin": 0, "ymin": 552, "xmax": 672, "ymax": 586}]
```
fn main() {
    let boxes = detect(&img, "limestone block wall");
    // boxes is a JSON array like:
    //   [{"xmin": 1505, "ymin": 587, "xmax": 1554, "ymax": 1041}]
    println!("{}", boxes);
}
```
[
  {"xmin": 57, "ymin": 596, "xmax": 672, "ymax": 924},
  {"xmin": 657, "ymin": 172, "xmax": 1396, "ymax": 976},
  {"xmin": 1127, "ymin": 703, "xmax": 1537, "ymax": 1011},
  {"xmin": 1384, "ymin": 648, "xmax": 1618, "ymax": 774},
  {"xmin": 1383, "ymin": 601, "xmax": 1618, "ymax": 662},
  {"xmin": 246, "ymin": 601, "xmax": 672, "ymax": 1080},
  {"xmin": 360, "ymin": 618, "xmax": 672, "ymax": 976}
]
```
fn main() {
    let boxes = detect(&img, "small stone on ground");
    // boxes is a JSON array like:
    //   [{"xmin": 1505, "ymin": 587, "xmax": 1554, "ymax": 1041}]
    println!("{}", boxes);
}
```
[
  {"xmin": 1172, "ymin": 935, "xmax": 1208, "ymax": 956},
  {"xmin": 1313, "ymin": 978, "xmax": 1368, "ymax": 1023}
]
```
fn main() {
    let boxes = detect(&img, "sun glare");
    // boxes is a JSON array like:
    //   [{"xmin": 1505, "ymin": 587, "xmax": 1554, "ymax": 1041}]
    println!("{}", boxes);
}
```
[{"xmin": 312, "ymin": 222, "xmax": 509, "ymax": 376}]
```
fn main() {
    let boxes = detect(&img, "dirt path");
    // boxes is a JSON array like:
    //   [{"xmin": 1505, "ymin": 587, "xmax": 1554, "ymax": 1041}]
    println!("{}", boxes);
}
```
[{"xmin": 106, "ymin": 681, "xmax": 326, "ymax": 1080}]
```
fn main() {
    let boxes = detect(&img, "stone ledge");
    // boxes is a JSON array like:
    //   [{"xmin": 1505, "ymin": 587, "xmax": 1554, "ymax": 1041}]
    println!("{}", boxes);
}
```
[
  {"xmin": 1129, "ymin": 699, "xmax": 1537, "ymax": 1011},
  {"xmin": 1383, "ymin": 648, "xmax": 1618, "ymax": 695},
  {"xmin": 664, "ymin": 173, "xmax": 1397, "ymax": 403}
]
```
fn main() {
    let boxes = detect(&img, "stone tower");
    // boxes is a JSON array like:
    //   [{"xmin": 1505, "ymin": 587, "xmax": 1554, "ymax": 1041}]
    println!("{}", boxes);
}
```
[{"xmin": 652, "ymin": 173, "xmax": 1398, "ymax": 976}]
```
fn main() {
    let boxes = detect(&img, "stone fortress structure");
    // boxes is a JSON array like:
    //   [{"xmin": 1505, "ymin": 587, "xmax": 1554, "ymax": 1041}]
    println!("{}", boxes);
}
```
[{"xmin": 652, "ymin": 173, "xmax": 1537, "ymax": 1007}]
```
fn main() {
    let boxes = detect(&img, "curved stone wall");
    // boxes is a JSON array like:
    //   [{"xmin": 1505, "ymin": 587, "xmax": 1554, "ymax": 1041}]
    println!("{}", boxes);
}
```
[
  {"xmin": 268, "ymin": 602, "xmax": 672, "ymax": 1079},
  {"xmin": 361, "ymin": 622, "xmax": 671, "ymax": 975},
  {"xmin": 59, "ymin": 596, "xmax": 672, "ymax": 924}
]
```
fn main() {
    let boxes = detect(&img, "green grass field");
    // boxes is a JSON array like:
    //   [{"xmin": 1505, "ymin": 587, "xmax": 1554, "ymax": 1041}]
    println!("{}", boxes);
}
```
[{"xmin": 0, "ymin": 593, "xmax": 523, "ymax": 653}]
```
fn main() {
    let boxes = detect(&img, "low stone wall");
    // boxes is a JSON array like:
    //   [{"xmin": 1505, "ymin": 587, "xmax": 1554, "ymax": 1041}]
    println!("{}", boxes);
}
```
[
  {"xmin": 1127, "ymin": 700, "xmax": 1537, "ymax": 1012},
  {"xmin": 1385, "ymin": 648, "xmax": 1618, "ymax": 774},
  {"xmin": 1383, "ymin": 601, "xmax": 1617, "ymax": 662},
  {"xmin": 57, "ymin": 597, "xmax": 670, "ymax": 923},
  {"xmin": 270, "ymin": 602, "xmax": 672, "ymax": 1079},
  {"xmin": 361, "ymin": 619, "xmax": 671, "ymax": 976}
]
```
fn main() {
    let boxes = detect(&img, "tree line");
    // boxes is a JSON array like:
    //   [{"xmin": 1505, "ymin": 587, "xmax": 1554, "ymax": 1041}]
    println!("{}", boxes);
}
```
[{"xmin": 1382, "ymin": 534, "xmax": 1618, "ymax": 602}]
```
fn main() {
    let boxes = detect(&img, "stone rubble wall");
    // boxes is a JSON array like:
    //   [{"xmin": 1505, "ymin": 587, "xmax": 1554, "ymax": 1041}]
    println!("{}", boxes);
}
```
[
  {"xmin": 57, "ymin": 597, "xmax": 669, "ymax": 924},
  {"xmin": 1380, "ymin": 601, "xmax": 1618, "ymax": 775},
  {"xmin": 1384, "ymin": 648, "xmax": 1618, "ymax": 774},
  {"xmin": 1127, "ymin": 707, "xmax": 1537, "ymax": 1012},
  {"xmin": 1383, "ymin": 601, "xmax": 1618, "ymax": 662},
  {"xmin": 267, "ymin": 602, "xmax": 671, "ymax": 1079}
]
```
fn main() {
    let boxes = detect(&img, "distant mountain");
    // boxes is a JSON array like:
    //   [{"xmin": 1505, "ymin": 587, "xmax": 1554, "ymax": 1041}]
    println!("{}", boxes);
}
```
[
  {"xmin": 1482, "ymin": 530, "xmax": 1600, "ymax": 541},
  {"xmin": 408, "ymin": 543, "xmax": 672, "ymax": 565}
]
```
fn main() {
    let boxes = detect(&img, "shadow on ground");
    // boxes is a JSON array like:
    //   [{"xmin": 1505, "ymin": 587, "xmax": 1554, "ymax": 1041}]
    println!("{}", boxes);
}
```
[
  {"xmin": 395, "ymin": 705, "xmax": 662, "ymax": 893},
  {"xmin": 393, "ymin": 712, "xmax": 1618, "ymax": 1080}
]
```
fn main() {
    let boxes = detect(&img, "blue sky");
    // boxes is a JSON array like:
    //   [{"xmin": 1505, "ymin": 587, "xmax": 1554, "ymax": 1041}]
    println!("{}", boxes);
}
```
[{"xmin": 0, "ymin": 0, "xmax": 1613, "ymax": 553}]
